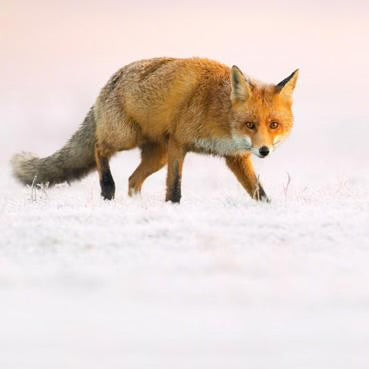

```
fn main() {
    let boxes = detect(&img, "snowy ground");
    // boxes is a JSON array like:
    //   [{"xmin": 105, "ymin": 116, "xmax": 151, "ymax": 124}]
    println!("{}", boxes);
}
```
[{"xmin": 1, "ymin": 130, "xmax": 369, "ymax": 368}]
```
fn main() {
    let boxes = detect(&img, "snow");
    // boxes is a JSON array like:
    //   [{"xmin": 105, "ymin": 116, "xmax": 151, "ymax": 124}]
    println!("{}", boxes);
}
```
[{"xmin": 1, "ymin": 141, "xmax": 369, "ymax": 368}]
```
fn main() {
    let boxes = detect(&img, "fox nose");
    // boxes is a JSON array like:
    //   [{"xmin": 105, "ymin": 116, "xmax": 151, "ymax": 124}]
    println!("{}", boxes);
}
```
[{"xmin": 259, "ymin": 146, "xmax": 270, "ymax": 157}]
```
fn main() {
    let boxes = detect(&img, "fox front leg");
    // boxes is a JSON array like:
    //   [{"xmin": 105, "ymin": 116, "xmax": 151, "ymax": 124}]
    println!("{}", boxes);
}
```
[
  {"xmin": 225, "ymin": 154, "xmax": 270, "ymax": 202},
  {"xmin": 165, "ymin": 138, "xmax": 186, "ymax": 203}
]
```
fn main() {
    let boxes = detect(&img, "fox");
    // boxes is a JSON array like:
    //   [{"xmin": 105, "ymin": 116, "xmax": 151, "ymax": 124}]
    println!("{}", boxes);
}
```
[{"xmin": 11, "ymin": 57, "xmax": 298, "ymax": 203}]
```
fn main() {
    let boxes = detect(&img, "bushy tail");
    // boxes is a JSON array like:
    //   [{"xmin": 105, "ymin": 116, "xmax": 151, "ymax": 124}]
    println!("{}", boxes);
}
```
[{"xmin": 11, "ymin": 107, "xmax": 97, "ymax": 186}]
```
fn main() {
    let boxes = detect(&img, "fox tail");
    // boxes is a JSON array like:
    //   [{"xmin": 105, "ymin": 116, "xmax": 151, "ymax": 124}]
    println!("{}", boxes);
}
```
[{"xmin": 11, "ymin": 107, "xmax": 97, "ymax": 187}]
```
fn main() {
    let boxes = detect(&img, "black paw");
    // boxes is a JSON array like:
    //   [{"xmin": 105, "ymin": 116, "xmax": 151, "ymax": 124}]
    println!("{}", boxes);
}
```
[
  {"xmin": 100, "ymin": 174, "xmax": 115, "ymax": 200},
  {"xmin": 165, "ymin": 187, "xmax": 181, "ymax": 203},
  {"xmin": 101, "ymin": 185, "xmax": 115, "ymax": 200},
  {"xmin": 261, "ymin": 195, "xmax": 271, "ymax": 203},
  {"xmin": 165, "ymin": 196, "xmax": 181, "ymax": 204}
]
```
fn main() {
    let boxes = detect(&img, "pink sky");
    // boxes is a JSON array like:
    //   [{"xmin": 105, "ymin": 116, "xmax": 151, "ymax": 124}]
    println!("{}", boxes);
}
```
[
  {"xmin": 2, "ymin": 0, "xmax": 368, "ymax": 84},
  {"xmin": 1, "ymin": 0, "xmax": 368, "ymax": 160}
]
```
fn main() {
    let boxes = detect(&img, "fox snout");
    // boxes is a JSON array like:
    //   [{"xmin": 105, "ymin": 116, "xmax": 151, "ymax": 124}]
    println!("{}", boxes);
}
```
[
  {"xmin": 250, "ymin": 145, "xmax": 272, "ymax": 158},
  {"xmin": 258, "ymin": 146, "xmax": 270, "ymax": 157}
]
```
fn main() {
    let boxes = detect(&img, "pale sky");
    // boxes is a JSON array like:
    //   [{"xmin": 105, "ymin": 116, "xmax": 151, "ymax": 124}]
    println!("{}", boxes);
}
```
[
  {"xmin": 2, "ymin": 0, "xmax": 368, "ymax": 84},
  {"xmin": 1, "ymin": 0, "xmax": 368, "ymax": 159}
]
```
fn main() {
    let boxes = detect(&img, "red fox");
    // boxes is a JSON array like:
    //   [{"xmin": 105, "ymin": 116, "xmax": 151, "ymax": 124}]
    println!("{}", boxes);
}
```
[{"xmin": 11, "ymin": 58, "xmax": 298, "ymax": 203}]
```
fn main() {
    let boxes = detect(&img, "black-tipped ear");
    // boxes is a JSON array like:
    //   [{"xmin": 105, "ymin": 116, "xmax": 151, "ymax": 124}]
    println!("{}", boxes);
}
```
[
  {"xmin": 231, "ymin": 65, "xmax": 252, "ymax": 103},
  {"xmin": 276, "ymin": 69, "xmax": 299, "ymax": 98}
]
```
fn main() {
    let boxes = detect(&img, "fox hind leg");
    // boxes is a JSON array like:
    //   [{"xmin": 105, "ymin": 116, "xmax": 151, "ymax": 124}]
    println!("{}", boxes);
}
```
[
  {"xmin": 165, "ymin": 138, "xmax": 186, "ymax": 203},
  {"xmin": 95, "ymin": 143, "xmax": 115, "ymax": 200},
  {"xmin": 128, "ymin": 141, "xmax": 168, "ymax": 196}
]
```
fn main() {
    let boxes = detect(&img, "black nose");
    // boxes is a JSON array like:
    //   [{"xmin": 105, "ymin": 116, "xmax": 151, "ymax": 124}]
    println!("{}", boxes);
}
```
[{"xmin": 259, "ymin": 146, "xmax": 270, "ymax": 157}]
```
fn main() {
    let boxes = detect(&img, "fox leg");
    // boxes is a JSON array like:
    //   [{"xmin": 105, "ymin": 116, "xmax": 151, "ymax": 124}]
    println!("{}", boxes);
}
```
[
  {"xmin": 128, "ymin": 142, "xmax": 168, "ymax": 196},
  {"xmin": 225, "ymin": 155, "xmax": 269, "ymax": 202},
  {"xmin": 165, "ymin": 138, "xmax": 186, "ymax": 203},
  {"xmin": 95, "ymin": 143, "xmax": 115, "ymax": 200}
]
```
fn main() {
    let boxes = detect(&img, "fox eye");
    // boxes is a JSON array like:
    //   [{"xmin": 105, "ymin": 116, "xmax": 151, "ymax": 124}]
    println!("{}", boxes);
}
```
[
  {"xmin": 270, "ymin": 121, "xmax": 279, "ymax": 129},
  {"xmin": 245, "ymin": 122, "xmax": 256, "ymax": 130}
]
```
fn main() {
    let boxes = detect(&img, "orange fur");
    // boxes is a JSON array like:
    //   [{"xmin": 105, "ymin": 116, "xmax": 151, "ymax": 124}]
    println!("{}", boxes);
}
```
[
  {"xmin": 94, "ymin": 58, "xmax": 298, "ymax": 202},
  {"xmin": 12, "ymin": 57, "xmax": 298, "ymax": 203}
]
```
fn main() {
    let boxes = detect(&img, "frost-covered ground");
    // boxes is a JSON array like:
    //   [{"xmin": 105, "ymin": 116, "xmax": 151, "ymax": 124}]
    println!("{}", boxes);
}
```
[{"xmin": 1, "ymin": 135, "xmax": 369, "ymax": 368}]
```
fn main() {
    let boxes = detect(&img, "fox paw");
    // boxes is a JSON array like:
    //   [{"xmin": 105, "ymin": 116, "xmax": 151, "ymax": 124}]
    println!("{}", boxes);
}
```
[
  {"xmin": 261, "ymin": 195, "xmax": 271, "ymax": 203},
  {"xmin": 100, "ymin": 178, "xmax": 115, "ymax": 200}
]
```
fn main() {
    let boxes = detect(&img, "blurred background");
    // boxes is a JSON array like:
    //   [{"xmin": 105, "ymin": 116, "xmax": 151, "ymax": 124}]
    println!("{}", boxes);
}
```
[{"xmin": 1, "ymin": 0, "xmax": 369, "ymax": 182}]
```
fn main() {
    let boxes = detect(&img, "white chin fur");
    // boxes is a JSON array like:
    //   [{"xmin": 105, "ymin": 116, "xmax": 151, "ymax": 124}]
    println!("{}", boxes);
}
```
[{"xmin": 194, "ymin": 135, "xmax": 252, "ymax": 156}]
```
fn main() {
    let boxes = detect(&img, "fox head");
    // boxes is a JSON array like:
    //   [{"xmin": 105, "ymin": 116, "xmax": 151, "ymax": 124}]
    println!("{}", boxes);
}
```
[{"xmin": 230, "ymin": 66, "xmax": 299, "ymax": 158}]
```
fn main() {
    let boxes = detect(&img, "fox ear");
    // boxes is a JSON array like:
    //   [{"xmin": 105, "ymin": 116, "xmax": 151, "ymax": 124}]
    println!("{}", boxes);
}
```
[
  {"xmin": 276, "ymin": 69, "xmax": 299, "ymax": 98},
  {"xmin": 231, "ymin": 65, "xmax": 252, "ymax": 103}
]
